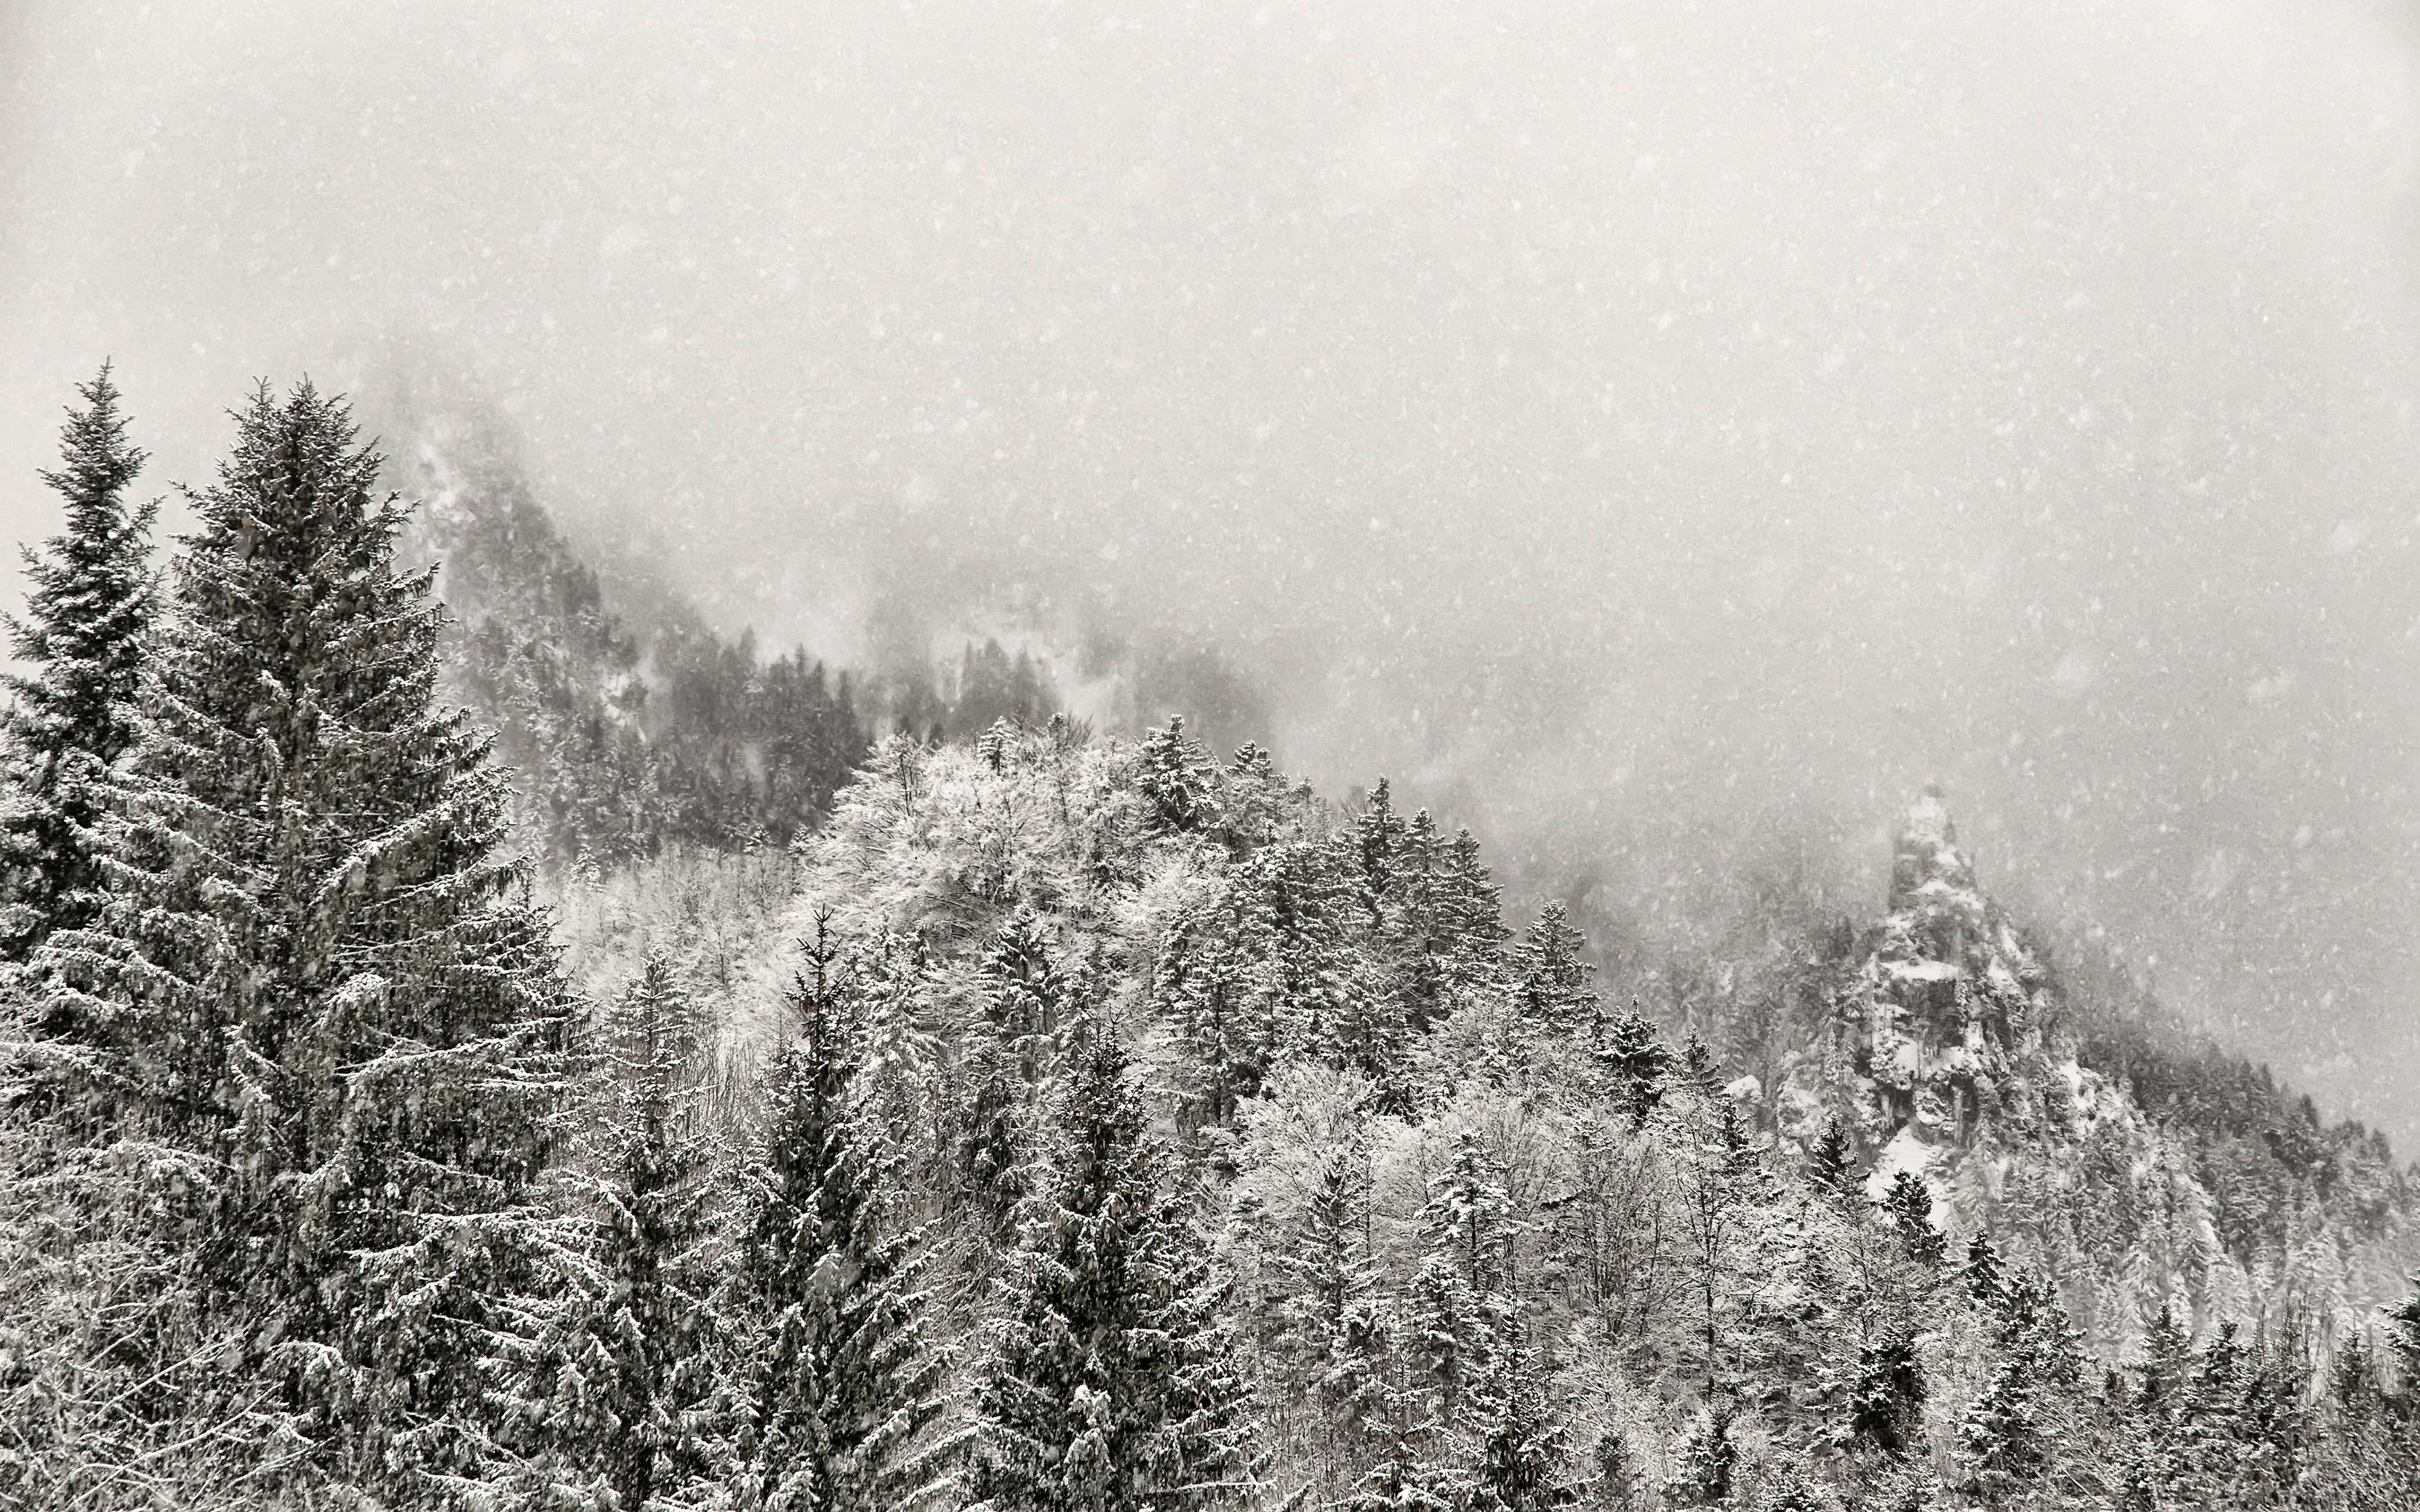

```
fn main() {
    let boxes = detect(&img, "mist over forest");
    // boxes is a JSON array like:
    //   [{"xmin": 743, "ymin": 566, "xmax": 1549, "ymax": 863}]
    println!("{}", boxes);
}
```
[
  {"xmin": 10, "ymin": 0, "xmax": 2418, "ymax": 1146},
  {"xmin": 8, "ymin": 5, "xmax": 2420, "ymax": 1508}
]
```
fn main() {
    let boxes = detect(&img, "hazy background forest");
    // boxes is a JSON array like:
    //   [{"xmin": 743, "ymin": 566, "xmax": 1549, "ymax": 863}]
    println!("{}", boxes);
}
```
[{"xmin": 5, "ymin": 0, "xmax": 2419, "ymax": 1145}]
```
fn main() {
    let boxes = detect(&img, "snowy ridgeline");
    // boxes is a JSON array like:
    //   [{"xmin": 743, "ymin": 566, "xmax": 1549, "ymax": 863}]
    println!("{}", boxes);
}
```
[
  {"xmin": 5, "ymin": 371, "xmax": 2420, "ymax": 1509},
  {"xmin": 541, "ymin": 717, "xmax": 2420, "ymax": 1510}
]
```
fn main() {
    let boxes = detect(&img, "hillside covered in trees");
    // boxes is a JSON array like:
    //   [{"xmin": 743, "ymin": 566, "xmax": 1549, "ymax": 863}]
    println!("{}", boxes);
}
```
[{"xmin": 4, "ymin": 370, "xmax": 2420, "ymax": 1512}]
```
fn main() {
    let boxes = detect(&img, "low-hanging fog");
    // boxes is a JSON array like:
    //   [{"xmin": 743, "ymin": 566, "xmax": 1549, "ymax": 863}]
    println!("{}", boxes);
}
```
[{"xmin": 5, "ymin": 0, "xmax": 2418, "ymax": 1137}]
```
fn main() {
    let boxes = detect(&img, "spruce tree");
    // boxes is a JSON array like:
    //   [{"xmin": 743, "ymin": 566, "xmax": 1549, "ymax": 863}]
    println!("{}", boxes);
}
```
[
  {"xmin": 1136, "ymin": 715, "xmax": 1215, "ymax": 833},
  {"xmin": 1509, "ymin": 902, "xmax": 1595, "ymax": 1039},
  {"xmin": 1463, "ymin": 1347, "xmax": 1578, "ymax": 1511},
  {"xmin": 1348, "ymin": 1415, "xmax": 1456, "ymax": 1512},
  {"xmin": 1270, "ymin": 1145, "xmax": 1386, "ymax": 1446},
  {"xmin": 1848, "ymin": 1334, "xmax": 1928, "ymax": 1458},
  {"xmin": 1353, "ymin": 778, "xmax": 1407, "ymax": 925},
  {"xmin": 546, "ymin": 955, "xmax": 721, "ymax": 1511},
  {"xmin": 1589, "ymin": 1429, "xmax": 1643, "ymax": 1511},
  {"xmin": 969, "ymin": 1032, "xmax": 1260, "ymax": 1512},
  {"xmin": 1962, "ymin": 1231, "xmax": 2006, "ymax": 1304},
  {"xmin": 0, "ymin": 362, "xmax": 155, "ymax": 964},
  {"xmin": 1664, "ymin": 1405, "xmax": 1738, "ymax": 1508},
  {"xmin": 1804, "ymin": 1118, "xmax": 1856, "ymax": 1198},
  {"xmin": 1880, "ymin": 1171, "xmax": 1946, "ymax": 1268},
  {"xmin": 1590, "ymin": 1008, "xmax": 1669, "ymax": 1127},
  {"xmin": 32, "ymin": 381, "xmax": 575, "ymax": 1496},
  {"xmin": 1958, "ymin": 1273, "xmax": 2082, "ymax": 1503},
  {"xmin": 724, "ymin": 961, "xmax": 952, "ymax": 1512}
]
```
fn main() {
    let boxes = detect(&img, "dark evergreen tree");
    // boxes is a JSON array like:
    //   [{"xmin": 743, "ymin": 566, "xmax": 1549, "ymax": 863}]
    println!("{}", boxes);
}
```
[
  {"xmin": 34, "ymin": 382, "xmax": 574, "ymax": 1496},
  {"xmin": 547, "ymin": 954, "xmax": 721, "ymax": 1511},
  {"xmin": 2136, "ymin": 1303, "xmax": 2193, "ymax": 1421},
  {"xmin": 724, "ymin": 960, "xmax": 952, "ymax": 1512},
  {"xmin": 1160, "ymin": 894, "xmax": 1269, "ymax": 1130},
  {"xmin": 1347, "ymin": 1415, "xmax": 1456, "ymax": 1512},
  {"xmin": 1879, "ymin": 1171, "xmax": 1946, "ymax": 1268},
  {"xmin": 1589, "ymin": 1429, "xmax": 1644, "ymax": 1511},
  {"xmin": 1436, "ymin": 827, "xmax": 1508, "ymax": 971},
  {"xmin": 984, "ymin": 909, "xmax": 1070, "ymax": 1089},
  {"xmin": 1958, "ymin": 1273, "xmax": 2082, "ymax": 1504},
  {"xmin": 969, "ymin": 1033, "xmax": 1259, "ymax": 1512},
  {"xmin": 1961, "ymin": 1231, "xmax": 2006, "ymax": 1304},
  {"xmin": 1463, "ymin": 1347, "xmax": 1579, "ymax": 1512},
  {"xmin": 1510, "ymin": 902, "xmax": 1596, "ymax": 1039},
  {"xmin": 1664, "ymin": 1405, "xmax": 1738, "ymax": 1508},
  {"xmin": 1353, "ymin": 777, "xmax": 1407, "ymax": 925},
  {"xmin": 1676, "ymin": 1032, "xmax": 1724, "ymax": 1098},
  {"xmin": 0, "ymin": 362, "xmax": 155, "ymax": 964},
  {"xmin": 1590, "ymin": 1006, "xmax": 1669, "ymax": 1127},
  {"xmin": 1270, "ymin": 1145, "xmax": 1385, "ymax": 1441},
  {"xmin": 1804, "ymin": 1118, "xmax": 1856, "ymax": 1198},
  {"xmin": 1848, "ymin": 1334, "xmax": 1928, "ymax": 1458}
]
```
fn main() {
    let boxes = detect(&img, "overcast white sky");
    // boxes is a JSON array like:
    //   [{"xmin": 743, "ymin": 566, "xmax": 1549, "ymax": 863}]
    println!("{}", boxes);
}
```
[{"xmin": 7, "ymin": 0, "xmax": 2419, "ymax": 1136}]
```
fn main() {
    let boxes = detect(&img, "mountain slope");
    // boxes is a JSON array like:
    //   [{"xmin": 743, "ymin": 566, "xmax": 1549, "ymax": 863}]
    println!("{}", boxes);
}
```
[
  {"xmin": 649, "ymin": 719, "xmax": 2420, "ymax": 1508},
  {"xmin": 1777, "ymin": 790, "xmax": 2415, "ymax": 1363}
]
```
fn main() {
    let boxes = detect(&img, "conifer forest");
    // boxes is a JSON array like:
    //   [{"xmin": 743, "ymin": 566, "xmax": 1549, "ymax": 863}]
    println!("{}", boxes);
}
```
[
  {"xmin": 2, "ymin": 363, "xmax": 2418, "ymax": 1512},
  {"xmin": 10, "ymin": 5, "xmax": 2420, "ymax": 1511}
]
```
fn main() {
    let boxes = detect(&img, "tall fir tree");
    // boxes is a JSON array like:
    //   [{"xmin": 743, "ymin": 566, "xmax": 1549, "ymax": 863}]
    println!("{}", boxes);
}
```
[
  {"xmin": 1804, "ymin": 1118, "xmax": 1856, "ymax": 1199},
  {"xmin": 545, "ymin": 954, "xmax": 722, "ymax": 1511},
  {"xmin": 1509, "ymin": 902, "xmax": 1595, "ymax": 1040},
  {"xmin": 969, "ymin": 1032, "xmax": 1260, "ymax": 1512},
  {"xmin": 1588, "ymin": 1007, "xmax": 1669, "ymax": 1127},
  {"xmin": 1880, "ymin": 1171, "xmax": 1946, "ymax": 1269},
  {"xmin": 1136, "ymin": 715, "xmax": 1215, "ymax": 834},
  {"xmin": 32, "ymin": 381, "xmax": 575, "ymax": 1497},
  {"xmin": 723, "ymin": 958, "xmax": 953, "ymax": 1512},
  {"xmin": 1462, "ymin": 1347, "xmax": 1578, "ymax": 1512},
  {"xmin": 0, "ymin": 362, "xmax": 156, "ymax": 965}
]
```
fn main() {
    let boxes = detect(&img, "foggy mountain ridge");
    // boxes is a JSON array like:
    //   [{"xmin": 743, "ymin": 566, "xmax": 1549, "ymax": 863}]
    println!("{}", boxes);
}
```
[
  {"xmin": 389, "ymin": 411, "xmax": 2406, "ymax": 1214},
  {"xmin": 16, "ymin": 2, "xmax": 2420, "ymax": 1502},
  {"xmin": 8, "ymin": 0, "xmax": 2419, "ymax": 1144}
]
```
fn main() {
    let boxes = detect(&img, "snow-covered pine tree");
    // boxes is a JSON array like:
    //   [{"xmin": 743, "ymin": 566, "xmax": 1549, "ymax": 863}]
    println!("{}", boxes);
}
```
[
  {"xmin": 1880, "ymin": 1171, "xmax": 1946, "ymax": 1269},
  {"xmin": 0, "ymin": 362, "xmax": 156, "ymax": 965},
  {"xmin": 31, "ymin": 381, "xmax": 577, "ymax": 1497},
  {"xmin": 1509, "ymin": 902, "xmax": 1595, "ymax": 1040},
  {"xmin": 1589, "ymin": 1428, "xmax": 1644, "ymax": 1511},
  {"xmin": 1436, "ymin": 827, "xmax": 1508, "ymax": 977},
  {"xmin": 851, "ymin": 925, "xmax": 944, "ymax": 1171},
  {"xmin": 544, "ymin": 954, "xmax": 722, "ymax": 1511},
  {"xmin": 1270, "ymin": 1144, "xmax": 1387, "ymax": 1455},
  {"xmin": 1663, "ymin": 1404, "xmax": 1739, "ymax": 1508},
  {"xmin": 955, "ymin": 917, "xmax": 1043, "ymax": 1236},
  {"xmin": 1462, "ymin": 1346, "xmax": 1578, "ymax": 1511},
  {"xmin": 1846, "ymin": 1334, "xmax": 1928, "ymax": 1459},
  {"xmin": 1346, "ymin": 1412, "xmax": 1457, "ymax": 1512},
  {"xmin": 984, "ymin": 908, "xmax": 1071, "ymax": 1091},
  {"xmin": 969, "ymin": 1032, "xmax": 1260, "ymax": 1512},
  {"xmin": 723, "ymin": 959, "xmax": 952, "ymax": 1512},
  {"xmin": 1961, "ymin": 1231, "xmax": 2006, "ymax": 1304},
  {"xmin": 1353, "ymin": 778, "xmax": 1407, "ymax": 926},
  {"xmin": 1404, "ymin": 1132, "xmax": 1517, "ymax": 1436},
  {"xmin": 1162, "ymin": 899, "xmax": 1266, "ymax": 1130},
  {"xmin": 1804, "ymin": 1118, "xmax": 1856, "ymax": 1199},
  {"xmin": 1957, "ymin": 1272, "xmax": 2084, "ymax": 1504},
  {"xmin": 1137, "ymin": 715, "xmax": 1216, "ymax": 833},
  {"xmin": 1588, "ymin": 1006, "xmax": 1669, "ymax": 1127}
]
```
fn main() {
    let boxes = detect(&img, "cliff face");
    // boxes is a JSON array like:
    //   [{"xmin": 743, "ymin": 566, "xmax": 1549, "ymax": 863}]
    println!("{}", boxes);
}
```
[
  {"xmin": 1851, "ymin": 788, "xmax": 2059, "ymax": 1147},
  {"xmin": 1784, "ymin": 791, "xmax": 2418, "ymax": 1360}
]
